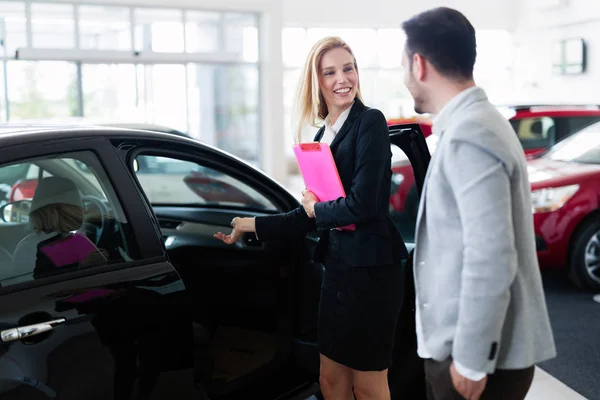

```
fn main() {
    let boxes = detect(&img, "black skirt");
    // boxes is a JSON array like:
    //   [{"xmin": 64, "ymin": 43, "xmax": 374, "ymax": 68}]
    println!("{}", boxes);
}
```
[{"xmin": 318, "ymin": 257, "xmax": 405, "ymax": 371}]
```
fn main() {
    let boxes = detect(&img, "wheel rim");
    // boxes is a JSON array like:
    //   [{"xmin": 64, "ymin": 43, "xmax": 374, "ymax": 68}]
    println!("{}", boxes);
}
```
[{"xmin": 584, "ymin": 229, "xmax": 600, "ymax": 284}]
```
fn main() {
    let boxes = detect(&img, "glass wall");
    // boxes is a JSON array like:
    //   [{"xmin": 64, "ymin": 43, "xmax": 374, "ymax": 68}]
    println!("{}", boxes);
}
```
[{"xmin": 0, "ymin": 1, "xmax": 261, "ymax": 165}]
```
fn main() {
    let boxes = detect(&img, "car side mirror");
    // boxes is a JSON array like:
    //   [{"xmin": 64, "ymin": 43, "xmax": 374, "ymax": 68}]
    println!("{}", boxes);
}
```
[{"xmin": 0, "ymin": 200, "xmax": 33, "ymax": 223}]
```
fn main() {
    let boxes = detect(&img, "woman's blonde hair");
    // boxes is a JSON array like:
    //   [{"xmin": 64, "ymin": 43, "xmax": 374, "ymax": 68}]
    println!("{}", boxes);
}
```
[
  {"xmin": 30, "ymin": 203, "xmax": 83, "ymax": 234},
  {"xmin": 294, "ymin": 36, "xmax": 362, "ymax": 143}
]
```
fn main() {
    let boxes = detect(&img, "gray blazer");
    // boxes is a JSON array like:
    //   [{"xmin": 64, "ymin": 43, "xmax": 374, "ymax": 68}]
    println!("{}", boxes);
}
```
[{"xmin": 414, "ymin": 87, "xmax": 556, "ymax": 373}]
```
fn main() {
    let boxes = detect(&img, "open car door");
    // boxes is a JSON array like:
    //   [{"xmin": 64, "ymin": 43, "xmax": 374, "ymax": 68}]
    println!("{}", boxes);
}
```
[{"xmin": 387, "ymin": 123, "xmax": 432, "ymax": 399}]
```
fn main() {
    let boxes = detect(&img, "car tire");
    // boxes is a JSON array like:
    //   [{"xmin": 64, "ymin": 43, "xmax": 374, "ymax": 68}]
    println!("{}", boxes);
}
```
[{"xmin": 569, "ymin": 216, "xmax": 600, "ymax": 291}]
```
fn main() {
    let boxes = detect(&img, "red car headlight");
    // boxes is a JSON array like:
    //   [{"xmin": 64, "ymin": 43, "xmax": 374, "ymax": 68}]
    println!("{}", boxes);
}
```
[{"xmin": 531, "ymin": 184, "xmax": 579, "ymax": 213}]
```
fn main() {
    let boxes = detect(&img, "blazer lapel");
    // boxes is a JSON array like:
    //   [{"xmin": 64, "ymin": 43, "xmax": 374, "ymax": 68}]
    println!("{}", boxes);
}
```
[
  {"xmin": 415, "ymin": 141, "xmax": 441, "ymax": 238},
  {"xmin": 329, "ymin": 99, "xmax": 366, "ymax": 154},
  {"xmin": 415, "ymin": 163, "xmax": 433, "ymax": 229}
]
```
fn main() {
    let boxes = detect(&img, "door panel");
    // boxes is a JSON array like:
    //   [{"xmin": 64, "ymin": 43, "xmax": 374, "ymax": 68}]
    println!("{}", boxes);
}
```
[
  {"xmin": 0, "ymin": 138, "xmax": 194, "ymax": 400},
  {"xmin": 153, "ymin": 205, "xmax": 295, "ymax": 393},
  {"xmin": 126, "ymin": 147, "xmax": 317, "ymax": 399},
  {"xmin": 0, "ymin": 261, "xmax": 192, "ymax": 400},
  {"xmin": 388, "ymin": 123, "xmax": 431, "ymax": 399}
]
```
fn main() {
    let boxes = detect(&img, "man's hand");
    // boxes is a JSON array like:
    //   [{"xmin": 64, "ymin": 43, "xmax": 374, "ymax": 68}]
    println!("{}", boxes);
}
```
[
  {"xmin": 301, "ymin": 189, "xmax": 318, "ymax": 218},
  {"xmin": 450, "ymin": 362, "xmax": 487, "ymax": 400}
]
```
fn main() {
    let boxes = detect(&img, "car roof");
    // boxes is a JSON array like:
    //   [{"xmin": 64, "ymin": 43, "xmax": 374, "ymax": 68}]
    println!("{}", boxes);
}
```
[
  {"xmin": 507, "ymin": 104, "xmax": 600, "ymax": 113},
  {"xmin": 0, "ymin": 123, "xmax": 199, "ymax": 150},
  {"xmin": 0, "ymin": 121, "xmax": 187, "ymax": 136}
]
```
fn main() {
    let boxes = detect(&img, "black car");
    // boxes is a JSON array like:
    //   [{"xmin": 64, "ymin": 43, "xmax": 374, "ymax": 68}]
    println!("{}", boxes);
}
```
[{"xmin": 0, "ymin": 123, "xmax": 430, "ymax": 400}]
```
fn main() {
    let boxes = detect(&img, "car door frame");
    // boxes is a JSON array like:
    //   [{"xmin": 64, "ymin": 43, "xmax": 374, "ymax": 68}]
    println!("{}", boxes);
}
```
[
  {"xmin": 387, "ymin": 123, "xmax": 431, "ymax": 399},
  {"xmin": 111, "ymin": 136, "xmax": 300, "ymax": 214},
  {"xmin": 389, "ymin": 123, "xmax": 431, "ymax": 198},
  {"xmin": 111, "ymin": 135, "xmax": 313, "ymax": 394}
]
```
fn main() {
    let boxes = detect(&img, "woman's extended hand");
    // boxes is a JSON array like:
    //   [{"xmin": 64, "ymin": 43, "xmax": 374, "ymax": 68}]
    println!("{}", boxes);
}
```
[
  {"xmin": 213, "ymin": 217, "xmax": 255, "ymax": 244},
  {"xmin": 301, "ymin": 190, "xmax": 318, "ymax": 218}
]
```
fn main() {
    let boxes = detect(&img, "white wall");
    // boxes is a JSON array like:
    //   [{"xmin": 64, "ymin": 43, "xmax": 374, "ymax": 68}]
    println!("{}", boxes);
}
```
[
  {"xmin": 283, "ymin": 0, "xmax": 519, "ymax": 30},
  {"xmin": 512, "ymin": 0, "xmax": 600, "ymax": 104}
]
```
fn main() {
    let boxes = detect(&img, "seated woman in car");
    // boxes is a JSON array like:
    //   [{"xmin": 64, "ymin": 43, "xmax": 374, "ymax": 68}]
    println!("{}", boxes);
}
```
[{"xmin": 27, "ymin": 176, "xmax": 107, "ymax": 279}]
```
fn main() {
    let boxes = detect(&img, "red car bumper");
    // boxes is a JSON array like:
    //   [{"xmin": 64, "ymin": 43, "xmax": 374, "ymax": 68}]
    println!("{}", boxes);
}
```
[{"xmin": 534, "ymin": 203, "xmax": 591, "ymax": 269}]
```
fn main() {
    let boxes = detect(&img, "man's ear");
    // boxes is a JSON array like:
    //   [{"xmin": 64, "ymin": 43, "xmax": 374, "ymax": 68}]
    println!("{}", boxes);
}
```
[{"xmin": 412, "ymin": 53, "xmax": 427, "ymax": 82}]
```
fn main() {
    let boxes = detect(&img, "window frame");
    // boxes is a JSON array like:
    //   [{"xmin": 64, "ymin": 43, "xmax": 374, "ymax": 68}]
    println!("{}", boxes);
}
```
[
  {"xmin": 124, "ymin": 143, "xmax": 293, "ymax": 214},
  {"xmin": 0, "ymin": 135, "xmax": 166, "ymax": 294},
  {"xmin": 511, "ymin": 116, "xmax": 557, "ymax": 150}
]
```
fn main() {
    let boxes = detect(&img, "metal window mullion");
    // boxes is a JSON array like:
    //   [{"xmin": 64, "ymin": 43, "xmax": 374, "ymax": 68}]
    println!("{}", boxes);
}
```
[
  {"xmin": 3, "ymin": 60, "xmax": 9, "ymax": 121},
  {"xmin": 0, "ymin": 19, "xmax": 6, "ymax": 58},
  {"xmin": 256, "ymin": 11, "xmax": 263, "ymax": 168},
  {"xmin": 182, "ymin": 10, "xmax": 188, "ymax": 53},
  {"xmin": 73, "ymin": 4, "xmax": 80, "ymax": 49},
  {"xmin": 76, "ymin": 61, "xmax": 83, "ymax": 116},
  {"xmin": 184, "ymin": 63, "xmax": 190, "ymax": 134},
  {"xmin": 25, "ymin": 1, "xmax": 32, "ymax": 48},
  {"xmin": 182, "ymin": 10, "xmax": 190, "ymax": 134},
  {"xmin": 129, "ymin": 6, "xmax": 135, "ymax": 52}
]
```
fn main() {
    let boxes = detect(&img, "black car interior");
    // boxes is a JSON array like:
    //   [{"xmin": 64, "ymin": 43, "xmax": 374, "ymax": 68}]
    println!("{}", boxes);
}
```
[{"xmin": 142, "ymin": 187, "xmax": 322, "ymax": 397}]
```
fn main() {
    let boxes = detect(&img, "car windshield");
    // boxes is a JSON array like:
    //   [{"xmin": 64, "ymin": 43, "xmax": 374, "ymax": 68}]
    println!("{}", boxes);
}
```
[{"xmin": 545, "ymin": 123, "xmax": 600, "ymax": 164}]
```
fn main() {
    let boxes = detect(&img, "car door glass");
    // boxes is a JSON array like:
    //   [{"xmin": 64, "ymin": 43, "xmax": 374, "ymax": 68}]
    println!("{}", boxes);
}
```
[
  {"xmin": 389, "ymin": 129, "xmax": 434, "ymax": 244},
  {"xmin": 134, "ymin": 155, "xmax": 278, "ymax": 210},
  {"xmin": 0, "ymin": 151, "xmax": 137, "ymax": 287},
  {"xmin": 510, "ymin": 117, "xmax": 556, "ymax": 149}
]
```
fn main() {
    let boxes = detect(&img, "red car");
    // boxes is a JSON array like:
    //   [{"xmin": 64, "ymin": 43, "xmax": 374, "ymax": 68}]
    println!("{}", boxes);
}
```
[
  {"xmin": 528, "ymin": 123, "xmax": 600, "ymax": 290},
  {"xmin": 389, "ymin": 105, "xmax": 600, "ymax": 214},
  {"xmin": 506, "ymin": 104, "xmax": 600, "ymax": 158},
  {"xmin": 388, "ymin": 107, "xmax": 600, "ymax": 291}
]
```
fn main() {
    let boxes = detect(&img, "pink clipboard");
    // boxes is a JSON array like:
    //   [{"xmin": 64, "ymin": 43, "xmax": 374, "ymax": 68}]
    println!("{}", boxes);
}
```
[{"xmin": 293, "ymin": 142, "xmax": 355, "ymax": 231}]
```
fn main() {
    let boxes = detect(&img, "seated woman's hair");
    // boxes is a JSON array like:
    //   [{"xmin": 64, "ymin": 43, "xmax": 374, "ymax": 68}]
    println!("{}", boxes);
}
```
[{"xmin": 29, "ymin": 177, "xmax": 83, "ymax": 234}]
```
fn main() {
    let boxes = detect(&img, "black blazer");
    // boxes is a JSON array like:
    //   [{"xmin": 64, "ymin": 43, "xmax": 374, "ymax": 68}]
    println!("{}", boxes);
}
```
[{"xmin": 255, "ymin": 99, "xmax": 408, "ymax": 267}]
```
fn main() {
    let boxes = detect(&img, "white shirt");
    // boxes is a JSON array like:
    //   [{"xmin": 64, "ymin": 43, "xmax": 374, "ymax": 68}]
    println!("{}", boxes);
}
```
[
  {"xmin": 321, "ymin": 102, "xmax": 353, "ymax": 144},
  {"xmin": 415, "ymin": 86, "xmax": 487, "ymax": 381}
]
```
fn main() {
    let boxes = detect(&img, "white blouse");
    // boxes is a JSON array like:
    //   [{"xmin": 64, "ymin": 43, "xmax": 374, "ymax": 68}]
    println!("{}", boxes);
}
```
[{"xmin": 321, "ymin": 102, "xmax": 354, "ymax": 144}]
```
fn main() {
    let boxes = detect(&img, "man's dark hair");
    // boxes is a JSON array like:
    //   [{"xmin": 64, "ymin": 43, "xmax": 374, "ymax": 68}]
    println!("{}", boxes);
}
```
[{"xmin": 402, "ymin": 7, "xmax": 477, "ymax": 81}]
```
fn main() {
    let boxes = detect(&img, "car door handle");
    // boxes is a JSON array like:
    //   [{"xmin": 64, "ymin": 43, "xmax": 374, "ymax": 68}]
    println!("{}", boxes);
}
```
[{"xmin": 1, "ymin": 318, "xmax": 66, "ymax": 343}]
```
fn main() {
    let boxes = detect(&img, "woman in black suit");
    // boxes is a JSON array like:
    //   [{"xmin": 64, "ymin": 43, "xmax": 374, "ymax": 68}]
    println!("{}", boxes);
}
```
[{"xmin": 214, "ymin": 36, "xmax": 407, "ymax": 400}]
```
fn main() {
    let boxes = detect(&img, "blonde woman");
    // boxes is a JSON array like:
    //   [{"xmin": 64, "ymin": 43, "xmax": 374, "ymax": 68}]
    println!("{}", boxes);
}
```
[
  {"xmin": 214, "ymin": 37, "xmax": 407, "ymax": 400},
  {"xmin": 26, "ymin": 177, "xmax": 106, "ymax": 279}
]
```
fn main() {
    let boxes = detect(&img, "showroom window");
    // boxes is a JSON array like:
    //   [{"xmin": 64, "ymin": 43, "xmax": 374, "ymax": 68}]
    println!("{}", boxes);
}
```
[{"xmin": 0, "ymin": 1, "xmax": 262, "ymax": 166}]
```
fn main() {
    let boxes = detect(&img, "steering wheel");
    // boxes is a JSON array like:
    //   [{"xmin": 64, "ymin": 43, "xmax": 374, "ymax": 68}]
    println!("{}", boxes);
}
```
[{"xmin": 82, "ymin": 195, "xmax": 108, "ymax": 245}]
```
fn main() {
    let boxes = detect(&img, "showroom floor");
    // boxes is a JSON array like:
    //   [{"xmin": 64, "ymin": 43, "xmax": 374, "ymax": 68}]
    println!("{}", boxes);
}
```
[{"xmin": 285, "ymin": 175, "xmax": 596, "ymax": 400}]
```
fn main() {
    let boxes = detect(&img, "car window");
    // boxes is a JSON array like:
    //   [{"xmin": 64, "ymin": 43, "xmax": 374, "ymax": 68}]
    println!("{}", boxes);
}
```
[
  {"xmin": 133, "ymin": 155, "xmax": 278, "ymax": 211},
  {"xmin": 565, "ymin": 116, "xmax": 600, "ymax": 136},
  {"xmin": 389, "ymin": 135, "xmax": 435, "ymax": 244},
  {"xmin": 510, "ymin": 117, "xmax": 556, "ymax": 150},
  {"xmin": 0, "ymin": 151, "xmax": 137, "ymax": 288}
]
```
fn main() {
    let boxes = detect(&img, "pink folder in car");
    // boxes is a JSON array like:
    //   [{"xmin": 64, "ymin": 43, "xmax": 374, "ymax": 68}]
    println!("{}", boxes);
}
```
[{"xmin": 293, "ymin": 142, "xmax": 355, "ymax": 231}]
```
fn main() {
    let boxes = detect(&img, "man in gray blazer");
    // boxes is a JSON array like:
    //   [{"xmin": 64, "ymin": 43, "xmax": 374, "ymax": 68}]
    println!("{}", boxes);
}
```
[{"xmin": 400, "ymin": 7, "xmax": 556, "ymax": 400}]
